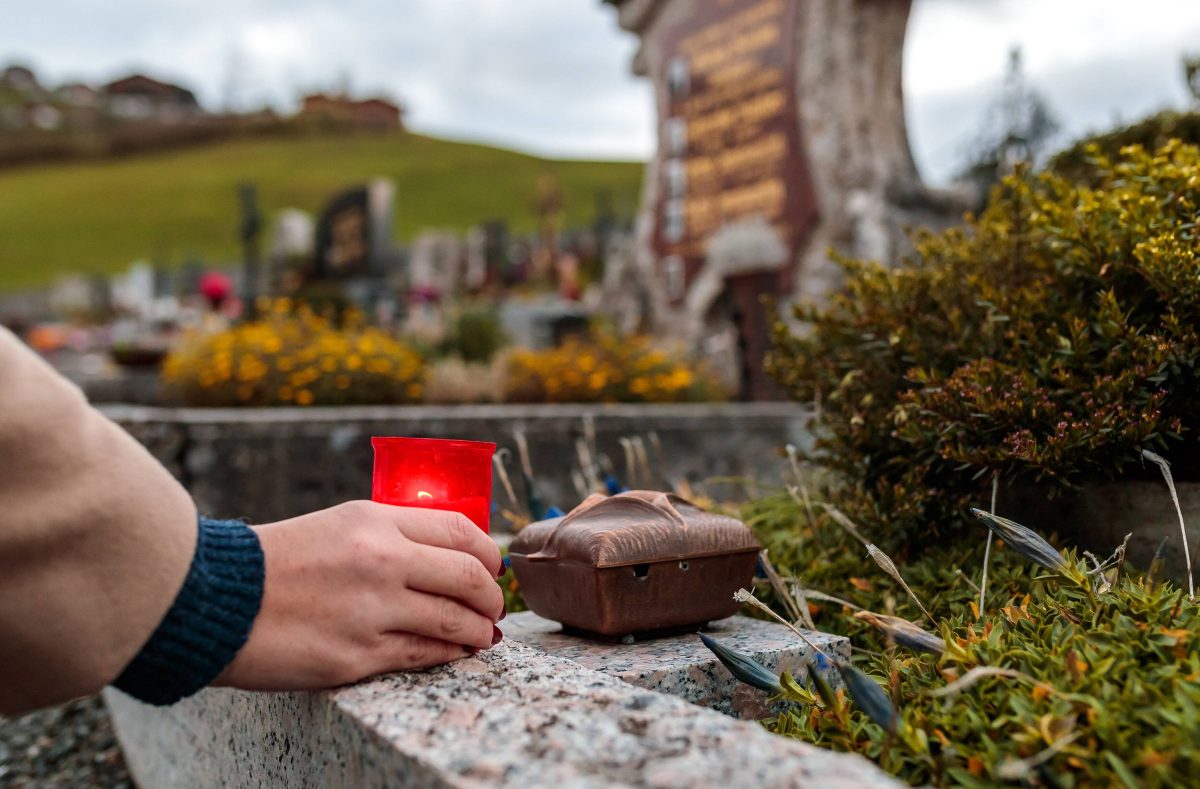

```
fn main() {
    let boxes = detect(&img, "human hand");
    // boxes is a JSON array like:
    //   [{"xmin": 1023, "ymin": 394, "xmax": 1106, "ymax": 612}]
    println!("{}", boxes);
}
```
[{"xmin": 215, "ymin": 500, "xmax": 505, "ymax": 691}]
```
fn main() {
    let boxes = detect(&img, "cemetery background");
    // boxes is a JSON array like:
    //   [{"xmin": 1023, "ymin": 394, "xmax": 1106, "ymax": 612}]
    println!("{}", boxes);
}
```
[{"xmin": 4, "ymin": 0, "xmax": 1200, "ymax": 787}]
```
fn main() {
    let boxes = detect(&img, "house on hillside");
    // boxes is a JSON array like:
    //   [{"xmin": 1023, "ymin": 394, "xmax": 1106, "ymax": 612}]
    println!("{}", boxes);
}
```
[
  {"xmin": 1, "ymin": 65, "xmax": 41, "ymax": 95},
  {"xmin": 299, "ymin": 93, "xmax": 403, "ymax": 131},
  {"xmin": 0, "ymin": 64, "xmax": 53, "ymax": 130},
  {"xmin": 56, "ymin": 83, "xmax": 102, "ymax": 131},
  {"xmin": 102, "ymin": 74, "xmax": 201, "ymax": 123}
]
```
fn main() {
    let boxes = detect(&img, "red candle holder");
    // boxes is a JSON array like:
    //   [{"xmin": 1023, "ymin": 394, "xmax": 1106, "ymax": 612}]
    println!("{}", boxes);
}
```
[{"xmin": 371, "ymin": 437, "xmax": 496, "ymax": 533}]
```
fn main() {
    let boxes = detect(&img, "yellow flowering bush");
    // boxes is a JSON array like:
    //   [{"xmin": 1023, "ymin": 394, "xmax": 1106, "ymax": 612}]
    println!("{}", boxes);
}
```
[
  {"xmin": 162, "ymin": 300, "xmax": 425, "ymax": 406},
  {"xmin": 502, "ymin": 330, "xmax": 725, "ymax": 403}
]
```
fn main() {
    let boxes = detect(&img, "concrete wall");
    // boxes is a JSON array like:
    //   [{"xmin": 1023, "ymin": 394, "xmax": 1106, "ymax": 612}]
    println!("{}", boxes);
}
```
[{"xmin": 103, "ymin": 402, "xmax": 812, "ymax": 526}]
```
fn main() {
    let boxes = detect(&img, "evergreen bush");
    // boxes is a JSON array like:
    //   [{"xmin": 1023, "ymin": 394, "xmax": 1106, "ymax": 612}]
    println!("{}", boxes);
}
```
[{"xmin": 766, "ymin": 143, "xmax": 1200, "ymax": 548}]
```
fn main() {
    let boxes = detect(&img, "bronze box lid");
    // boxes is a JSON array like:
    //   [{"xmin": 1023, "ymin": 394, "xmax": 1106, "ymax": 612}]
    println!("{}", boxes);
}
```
[{"xmin": 509, "ymin": 491, "xmax": 761, "ymax": 637}]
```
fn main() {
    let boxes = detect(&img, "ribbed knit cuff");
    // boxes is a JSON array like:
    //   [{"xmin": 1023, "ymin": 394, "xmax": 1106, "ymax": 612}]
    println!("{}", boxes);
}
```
[{"xmin": 113, "ymin": 518, "xmax": 264, "ymax": 706}]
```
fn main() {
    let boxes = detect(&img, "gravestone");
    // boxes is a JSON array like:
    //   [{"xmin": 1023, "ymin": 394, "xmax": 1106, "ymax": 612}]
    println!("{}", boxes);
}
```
[
  {"xmin": 307, "ymin": 179, "xmax": 396, "ymax": 312},
  {"xmin": 606, "ymin": 0, "xmax": 964, "ymax": 398},
  {"xmin": 266, "ymin": 208, "xmax": 315, "ymax": 294},
  {"xmin": 315, "ymin": 186, "xmax": 372, "ymax": 280}
]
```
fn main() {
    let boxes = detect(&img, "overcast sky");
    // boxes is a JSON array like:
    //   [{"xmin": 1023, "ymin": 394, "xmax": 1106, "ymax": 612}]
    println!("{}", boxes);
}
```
[{"xmin": 4, "ymin": 0, "xmax": 1199, "ymax": 184}]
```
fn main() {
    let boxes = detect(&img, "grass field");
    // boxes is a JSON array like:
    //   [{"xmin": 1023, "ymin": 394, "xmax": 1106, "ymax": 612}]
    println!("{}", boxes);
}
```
[{"xmin": 0, "ymin": 132, "xmax": 645, "ymax": 291}]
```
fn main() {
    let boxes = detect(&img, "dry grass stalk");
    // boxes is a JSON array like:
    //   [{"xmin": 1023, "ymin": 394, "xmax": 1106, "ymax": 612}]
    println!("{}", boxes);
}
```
[
  {"xmin": 979, "ymin": 472, "xmax": 1000, "ymax": 618},
  {"xmin": 797, "ymin": 588, "xmax": 866, "ymax": 612},
  {"xmin": 785, "ymin": 444, "xmax": 820, "ymax": 527},
  {"xmin": 734, "ymin": 588, "xmax": 831, "ymax": 659},
  {"xmin": 1142, "ymin": 449, "xmax": 1195, "ymax": 599},
  {"xmin": 571, "ymin": 469, "xmax": 588, "ymax": 500},
  {"xmin": 789, "ymin": 582, "xmax": 819, "ymax": 629},
  {"xmin": 619, "ymin": 438, "xmax": 636, "ymax": 488},
  {"xmin": 582, "ymin": 412, "xmax": 597, "ymax": 458},
  {"xmin": 854, "ymin": 611, "xmax": 945, "ymax": 655},
  {"xmin": 818, "ymin": 503, "xmax": 870, "ymax": 545},
  {"xmin": 759, "ymin": 549, "xmax": 814, "ymax": 629},
  {"xmin": 928, "ymin": 666, "xmax": 1053, "ymax": 699},
  {"xmin": 648, "ymin": 431, "xmax": 667, "ymax": 476},
  {"xmin": 514, "ymin": 430, "xmax": 534, "ymax": 479},
  {"xmin": 955, "ymin": 569, "xmax": 982, "ymax": 595},
  {"xmin": 575, "ymin": 437, "xmax": 602, "ymax": 491},
  {"xmin": 996, "ymin": 732, "xmax": 1083, "ymax": 781},
  {"xmin": 491, "ymin": 449, "xmax": 521, "ymax": 512},
  {"xmin": 866, "ymin": 543, "xmax": 934, "ymax": 624},
  {"xmin": 632, "ymin": 436, "xmax": 651, "ymax": 488}
]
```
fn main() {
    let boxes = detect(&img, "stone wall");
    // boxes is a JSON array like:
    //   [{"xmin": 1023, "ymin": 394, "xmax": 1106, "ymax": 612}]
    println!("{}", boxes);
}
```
[
  {"xmin": 105, "ymin": 617, "xmax": 897, "ymax": 788},
  {"xmin": 103, "ymin": 402, "xmax": 812, "ymax": 526}
]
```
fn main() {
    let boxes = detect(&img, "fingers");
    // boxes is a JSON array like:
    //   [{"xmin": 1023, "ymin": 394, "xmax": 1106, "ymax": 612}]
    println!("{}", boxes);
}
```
[
  {"xmin": 373, "ymin": 633, "xmax": 472, "ymax": 672},
  {"xmin": 387, "ymin": 589, "xmax": 497, "ymax": 649},
  {"xmin": 403, "ymin": 542, "xmax": 505, "ymax": 620},
  {"xmin": 384, "ymin": 505, "xmax": 503, "ymax": 577}
]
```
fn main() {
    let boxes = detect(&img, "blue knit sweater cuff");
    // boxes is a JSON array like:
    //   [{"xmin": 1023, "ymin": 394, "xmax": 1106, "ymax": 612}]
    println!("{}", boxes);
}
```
[{"xmin": 113, "ymin": 518, "xmax": 264, "ymax": 706}]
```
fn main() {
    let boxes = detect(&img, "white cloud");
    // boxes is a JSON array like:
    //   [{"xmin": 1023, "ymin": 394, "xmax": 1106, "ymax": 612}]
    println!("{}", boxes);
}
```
[
  {"xmin": 906, "ymin": 0, "xmax": 1200, "ymax": 183},
  {"xmin": 4, "ymin": 0, "xmax": 1198, "ymax": 174}
]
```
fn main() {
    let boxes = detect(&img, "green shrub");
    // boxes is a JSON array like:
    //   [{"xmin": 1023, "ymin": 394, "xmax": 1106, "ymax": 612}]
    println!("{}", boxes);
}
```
[
  {"xmin": 1049, "ymin": 111, "xmax": 1200, "ymax": 186},
  {"xmin": 444, "ymin": 307, "xmax": 509, "ymax": 363},
  {"xmin": 766, "ymin": 143, "xmax": 1200, "ymax": 549},
  {"xmin": 727, "ymin": 491, "xmax": 1200, "ymax": 787}
]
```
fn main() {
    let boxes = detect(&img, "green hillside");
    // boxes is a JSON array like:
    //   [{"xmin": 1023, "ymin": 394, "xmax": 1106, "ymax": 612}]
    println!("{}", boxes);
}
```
[{"xmin": 0, "ymin": 133, "xmax": 645, "ymax": 291}]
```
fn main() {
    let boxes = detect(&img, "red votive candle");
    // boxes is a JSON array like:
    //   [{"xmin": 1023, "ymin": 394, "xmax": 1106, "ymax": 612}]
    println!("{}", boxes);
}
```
[{"xmin": 371, "ymin": 437, "xmax": 496, "ymax": 533}]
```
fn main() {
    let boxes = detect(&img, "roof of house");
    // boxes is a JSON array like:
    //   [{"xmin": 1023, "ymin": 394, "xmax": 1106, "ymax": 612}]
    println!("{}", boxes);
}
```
[{"xmin": 102, "ymin": 74, "xmax": 199, "ymax": 106}]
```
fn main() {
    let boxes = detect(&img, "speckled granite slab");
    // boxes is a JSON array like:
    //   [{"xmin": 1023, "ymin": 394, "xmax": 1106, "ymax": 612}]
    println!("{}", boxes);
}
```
[
  {"xmin": 105, "ymin": 640, "xmax": 897, "ymax": 788},
  {"xmin": 499, "ymin": 612, "xmax": 847, "ymax": 719}
]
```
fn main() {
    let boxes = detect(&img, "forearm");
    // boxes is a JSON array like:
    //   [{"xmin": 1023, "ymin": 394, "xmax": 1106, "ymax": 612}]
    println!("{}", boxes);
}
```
[{"xmin": 0, "ymin": 328, "xmax": 197, "ymax": 715}]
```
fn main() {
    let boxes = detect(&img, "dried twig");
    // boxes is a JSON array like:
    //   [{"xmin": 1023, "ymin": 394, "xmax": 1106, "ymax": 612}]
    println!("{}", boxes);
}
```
[{"xmin": 1142, "ymin": 449, "xmax": 1194, "ymax": 598}]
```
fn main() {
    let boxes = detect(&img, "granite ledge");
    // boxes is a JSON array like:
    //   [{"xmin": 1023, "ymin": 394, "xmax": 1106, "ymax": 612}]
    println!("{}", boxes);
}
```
[
  {"xmin": 499, "ymin": 612, "xmax": 848, "ymax": 719},
  {"xmin": 106, "ymin": 640, "xmax": 898, "ymax": 788}
]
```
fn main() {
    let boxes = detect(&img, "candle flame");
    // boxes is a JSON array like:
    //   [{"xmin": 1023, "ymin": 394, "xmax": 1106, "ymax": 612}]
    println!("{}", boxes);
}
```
[{"xmin": 417, "ymin": 490, "xmax": 434, "ymax": 501}]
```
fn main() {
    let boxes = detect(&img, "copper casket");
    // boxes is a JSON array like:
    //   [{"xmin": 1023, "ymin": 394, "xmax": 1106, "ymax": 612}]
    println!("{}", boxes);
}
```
[{"xmin": 509, "ymin": 491, "xmax": 761, "ymax": 637}]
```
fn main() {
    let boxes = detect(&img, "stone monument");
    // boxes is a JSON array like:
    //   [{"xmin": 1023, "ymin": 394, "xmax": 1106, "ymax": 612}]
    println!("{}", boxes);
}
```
[{"xmin": 605, "ymin": 0, "xmax": 963, "ymax": 398}]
